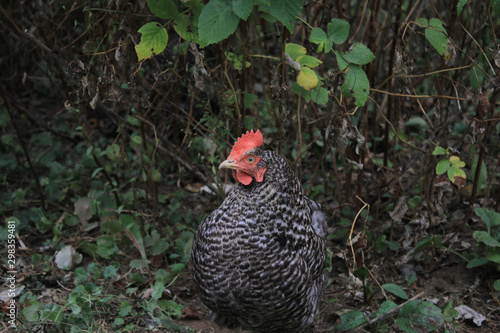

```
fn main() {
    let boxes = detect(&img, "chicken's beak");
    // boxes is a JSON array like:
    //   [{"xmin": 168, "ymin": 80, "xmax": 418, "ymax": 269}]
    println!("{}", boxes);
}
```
[{"xmin": 218, "ymin": 159, "xmax": 238, "ymax": 170}]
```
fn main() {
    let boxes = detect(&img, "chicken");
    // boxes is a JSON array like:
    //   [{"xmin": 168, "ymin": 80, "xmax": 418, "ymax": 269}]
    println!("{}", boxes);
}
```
[{"xmin": 191, "ymin": 129, "xmax": 327, "ymax": 332}]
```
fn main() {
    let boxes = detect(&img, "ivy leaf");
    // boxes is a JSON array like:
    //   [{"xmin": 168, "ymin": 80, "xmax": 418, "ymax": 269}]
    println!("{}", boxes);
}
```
[
  {"xmin": 147, "ymin": 0, "xmax": 177, "ymax": 19},
  {"xmin": 341, "ymin": 64, "xmax": 370, "ymax": 106},
  {"xmin": 135, "ymin": 22, "xmax": 168, "ymax": 61},
  {"xmin": 258, "ymin": 0, "xmax": 304, "ymax": 32},
  {"xmin": 233, "ymin": 0, "xmax": 253, "ymax": 20},
  {"xmin": 328, "ymin": 18, "xmax": 350, "ymax": 44},
  {"xmin": 297, "ymin": 67, "xmax": 318, "ymax": 90},
  {"xmin": 340, "ymin": 43, "xmax": 375, "ymax": 65},
  {"xmin": 198, "ymin": 0, "xmax": 240, "ymax": 47}
]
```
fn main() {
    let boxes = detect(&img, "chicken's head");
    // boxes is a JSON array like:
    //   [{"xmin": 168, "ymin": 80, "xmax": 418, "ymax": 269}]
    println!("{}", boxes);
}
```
[{"xmin": 219, "ymin": 129, "xmax": 267, "ymax": 185}]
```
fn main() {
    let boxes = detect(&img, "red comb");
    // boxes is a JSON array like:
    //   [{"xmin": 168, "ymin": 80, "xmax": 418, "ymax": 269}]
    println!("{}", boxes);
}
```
[{"xmin": 228, "ymin": 129, "xmax": 263, "ymax": 160}]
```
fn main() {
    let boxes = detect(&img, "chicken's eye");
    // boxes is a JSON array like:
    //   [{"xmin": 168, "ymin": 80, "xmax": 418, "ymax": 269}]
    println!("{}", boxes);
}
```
[{"xmin": 246, "ymin": 157, "xmax": 255, "ymax": 164}]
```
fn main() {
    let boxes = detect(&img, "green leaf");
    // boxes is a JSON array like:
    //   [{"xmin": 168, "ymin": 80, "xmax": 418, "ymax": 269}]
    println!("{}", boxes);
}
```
[
  {"xmin": 328, "ymin": 18, "xmax": 350, "ymax": 44},
  {"xmin": 473, "ymin": 230, "xmax": 500, "ymax": 247},
  {"xmin": 457, "ymin": 0, "xmax": 467, "ymax": 15},
  {"xmin": 443, "ymin": 302, "xmax": 459, "ymax": 322},
  {"xmin": 309, "ymin": 27, "xmax": 328, "ymax": 53},
  {"xmin": 375, "ymin": 300, "xmax": 398, "ymax": 317},
  {"xmin": 120, "ymin": 214, "xmax": 147, "ymax": 260},
  {"xmin": 466, "ymin": 256, "xmax": 489, "ymax": 268},
  {"xmin": 333, "ymin": 310, "xmax": 366, "ymax": 331},
  {"xmin": 432, "ymin": 146, "xmax": 447, "ymax": 156},
  {"xmin": 422, "ymin": 18, "xmax": 448, "ymax": 55},
  {"xmin": 103, "ymin": 265, "xmax": 117, "ymax": 279},
  {"xmin": 147, "ymin": 0, "xmax": 177, "ymax": 19},
  {"xmin": 233, "ymin": 0, "xmax": 253, "ymax": 20},
  {"xmin": 258, "ymin": 0, "xmax": 304, "ymax": 32},
  {"xmin": 382, "ymin": 283, "xmax": 408, "ymax": 300},
  {"xmin": 23, "ymin": 302, "xmax": 40, "ymax": 322},
  {"xmin": 436, "ymin": 159, "xmax": 450, "ymax": 175},
  {"xmin": 96, "ymin": 236, "xmax": 119, "ymax": 259},
  {"xmin": 135, "ymin": 22, "xmax": 168, "ymax": 61},
  {"xmin": 474, "ymin": 207, "xmax": 500, "ymax": 232},
  {"xmin": 494, "ymin": 279, "xmax": 500, "ymax": 291},
  {"xmin": 341, "ymin": 64, "xmax": 370, "ymax": 106},
  {"xmin": 296, "ymin": 55, "xmax": 322, "ymax": 68},
  {"xmin": 310, "ymin": 86, "xmax": 329, "ymax": 105},
  {"xmin": 285, "ymin": 43, "xmax": 307, "ymax": 60},
  {"xmin": 340, "ymin": 43, "xmax": 375, "ymax": 65},
  {"xmin": 291, "ymin": 82, "xmax": 311, "ymax": 102},
  {"xmin": 198, "ymin": 0, "xmax": 240, "ymax": 46},
  {"xmin": 485, "ymin": 251, "xmax": 500, "ymax": 263},
  {"xmin": 297, "ymin": 67, "xmax": 319, "ymax": 90},
  {"xmin": 395, "ymin": 300, "xmax": 444, "ymax": 333}
]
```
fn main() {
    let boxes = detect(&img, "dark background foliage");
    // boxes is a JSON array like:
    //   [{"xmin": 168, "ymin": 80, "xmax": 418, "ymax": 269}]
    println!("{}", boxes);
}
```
[{"xmin": 0, "ymin": 0, "xmax": 499, "ymax": 331}]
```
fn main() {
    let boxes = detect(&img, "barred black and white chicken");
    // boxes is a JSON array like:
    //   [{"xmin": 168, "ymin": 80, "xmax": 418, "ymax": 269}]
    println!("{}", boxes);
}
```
[{"xmin": 191, "ymin": 129, "xmax": 327, "ymax": 332}]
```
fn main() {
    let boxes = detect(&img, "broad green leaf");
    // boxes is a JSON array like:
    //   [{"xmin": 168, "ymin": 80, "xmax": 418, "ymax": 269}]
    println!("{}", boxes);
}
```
[
  {"xmin": 424, "ymin": 18, "xmax": 448, "ymax": 55},
  {"xmin": 341, "ymin": 64, "xmax": 370, "ymax": 106},
  {"xmin": 291, "ymin": 82, "xmax": 311, "ymax": 102},
  {"xmin": 286, "ymin": 43, "xmax": 307, "ymax": 60},
  {"xmin": 258, "ymin": 0, "xmax": 304, "ymax": 32},
  {"xmin": 382, "ymin": 283, "xmax": 408, "ymax": 300},
  {"xmin": 40, "ymin": 305, "xmax": 64, "ymax": 322},
  {"xmin": 335, "ymin": 50, "xmax": 348, "ymax": 70},
  {"xmin": 375, "ymin": 300, "xmax": 398, "ymax": 317},
  {"xmin": 417, "ymin": 17, "xmax": 428, "ymax": 26},
  {"xmin": 147, "ymin": 0, "xmax": 177, "ymax": 19},
  {"xmin": 310, "ymin": 86, "xmax": 329, "ymax": 105},
  {"xmin": 96, "ymin": 236, "xmax": 119, "ymax": 259},
  {"xmin": 198, "ymin": 0, "xmax": 240, "ymax": 46},
  {"xmin": 135, "ymin": 22, "xmax": 168, "ymax": 61},
  {"xmin": 340, "ymin": 43, "xmax": 375, "ymax": 65},
  {"xmin": 485, "ymin": 251, "xmax": 500, "ymax": 263},
  {"xmin": 333, "ymin": 310, "xmax": 366, "ymax": 331},
  {"xmin": 466, "ymin": 257, "xmax": 489, "ymax": 268},
  {"xmin": 395, "ymin": 300, "xmax": 444, "ymax": 333},
  {"xmin": 473, "ymin": 230, "xmax": 500, "ymax": 247},
  {"xmin": 233, "ymin": 0, "xmax": 253, "ymax": 20},
  {"xmin": 328, "ymin": 18, "xmax": 350, "ymax": 44},
  {"xmin": 309, "ymin": 27, "xmax": 328, "ymax": 53},
  {"xmin": 432, "ymin": 146, "xmax": 447, "ymax": 156},
  {"xmin": 23, "ymin": 302, "xmax": 40, "ymax": 322},
  {"xmin": 297, "ymin": 67, "xmax": 318, "ymax": 90},
  {"xmin": 296, "ymin": 55, "xmax": 322, "ymax": 68},
  {"xmin": 436, "ymin": 159, "xmax": 450, "ymax": 175},
  {"xmin": 494, "ymin": 279, "xmax": 500, "ymax": 291},
  {"xmin": 474, "ymin": 207, "xmax": 500, "ymax": 232}
]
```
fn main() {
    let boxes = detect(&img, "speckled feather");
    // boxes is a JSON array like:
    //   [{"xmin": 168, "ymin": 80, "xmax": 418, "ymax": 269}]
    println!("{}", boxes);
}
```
[{"xmin": 191, "ymin": 148, "xmax": 327, "ymax": 332}]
